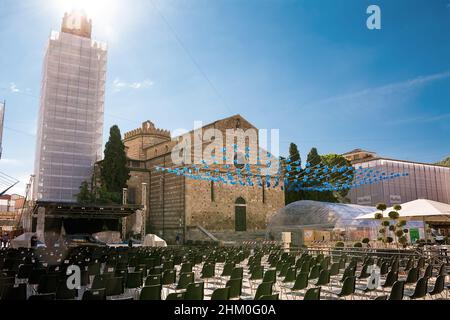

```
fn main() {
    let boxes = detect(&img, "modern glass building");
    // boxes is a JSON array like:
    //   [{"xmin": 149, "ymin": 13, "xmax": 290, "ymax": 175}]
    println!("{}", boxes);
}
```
[
  {"xmin": 33, "ymin": 11, "xmax": 107, "ymax": 202},
  {"xmin": 348, "ymin": 157, "xmax": 450, "ymax": 206}
]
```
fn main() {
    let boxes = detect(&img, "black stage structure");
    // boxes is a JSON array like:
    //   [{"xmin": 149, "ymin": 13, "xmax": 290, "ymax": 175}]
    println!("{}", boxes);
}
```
[{"xmin": 31, "ymin": 201, "xmax": 143, "ymax": 235}]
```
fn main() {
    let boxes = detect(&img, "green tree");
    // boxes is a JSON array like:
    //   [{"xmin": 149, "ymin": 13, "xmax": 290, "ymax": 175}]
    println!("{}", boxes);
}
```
[
  {"xmin": 285, "ymin": 143, "xmax": 303, "ymax": 204},
  {"xmin": 301, "ymin": 147, "xmax": 324, "ymax": 202},
  {"xmin": 284, "ymin": 147, "xmax": 353, "ymax": 204},
  {"xmin": 76, "ymin": 181, "xmax": 93, "ymax": 203},
  {"xmin": 435, "ymin": 156, "xmax": 450, "ymax": 167},
  {"xmin": 302, "ymin": 150, "xmax": 350, "ymax": 203},
  {"xmin": 376, "ymin": 203, "xmax": 388, "ymax": 244},
  {"xmin": 320, "ymin": 153, "xmax": 352, "ymax": 201},
  {"xmin": 96, "ymin": 184, "xmax": 122, "ymax": 204},
  {"xmin": 100, "ymin": 125, "xmax": 130, "ymax": 201},
  {"xmin": 375, "ymin": 203, "xmax": 406, "ymax": 247},
  {"xmin": 289, "ymin": 143, "xmax": 301, "ymax": 165},
  {"xmin": 307, "ymin": 147, "xmax": 321, "ymax": 167}
]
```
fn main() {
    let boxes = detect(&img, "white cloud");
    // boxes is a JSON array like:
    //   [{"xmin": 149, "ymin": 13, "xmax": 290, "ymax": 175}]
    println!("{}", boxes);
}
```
[
  {"xmin": 9, "ymin": 83, "xmax": 20, "ymax": 93},
  {"xmin": 303, "ymin": 70, "xmax": 450, "ymax": 110},
  {"xmin": 0, "ymin": 158, "xmax": 21, "ymax": 166},
  {"xmin": 386, "ymin": 112, "xmax": 450, "ymax": 125},
  {"xmin": 112, "ymin": 78, "xmax": 154, "ymax": 92}
]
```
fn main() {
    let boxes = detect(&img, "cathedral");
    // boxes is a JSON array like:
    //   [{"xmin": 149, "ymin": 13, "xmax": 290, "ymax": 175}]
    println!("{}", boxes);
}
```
[{"xmin": 121, "ymin": 114, "xmax": 285, "ymax": 243}]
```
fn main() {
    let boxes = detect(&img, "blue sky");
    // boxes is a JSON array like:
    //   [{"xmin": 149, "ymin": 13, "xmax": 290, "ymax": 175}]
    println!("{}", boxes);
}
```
[{"xmin": 0, "ymin": 0, "xmax": 449, "ymax": 195}]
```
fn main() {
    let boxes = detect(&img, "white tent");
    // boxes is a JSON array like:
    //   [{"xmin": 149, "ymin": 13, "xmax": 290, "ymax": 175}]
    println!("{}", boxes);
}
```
[
  {"xmin": 10, "ymin": 232, "xmax": 35, "ymax": 249},
  {"xmin": 355, "ymin": 199, "xmax": 450, "ymax": 222},
  {"xmin": 143, "ymin": 234, "xmax": 167, "ymax": 247}
]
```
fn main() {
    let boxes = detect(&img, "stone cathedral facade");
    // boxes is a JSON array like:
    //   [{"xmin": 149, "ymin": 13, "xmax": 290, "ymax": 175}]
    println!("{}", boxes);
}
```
[{"xmin": 122, "ymin": 114, "xmax": 285, "ymax": 243}]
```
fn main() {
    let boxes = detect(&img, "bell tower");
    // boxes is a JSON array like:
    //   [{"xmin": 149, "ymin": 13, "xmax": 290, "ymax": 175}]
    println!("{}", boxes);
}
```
[{"xmin": 61, "ymin": 10, "xmax": 92, "ymax": 38}]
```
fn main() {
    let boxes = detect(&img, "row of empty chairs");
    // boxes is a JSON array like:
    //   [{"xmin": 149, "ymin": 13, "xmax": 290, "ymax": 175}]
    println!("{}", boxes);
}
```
[{"xmin": 0, "ymin": 244, "xmax": 448, "ymax": 300}]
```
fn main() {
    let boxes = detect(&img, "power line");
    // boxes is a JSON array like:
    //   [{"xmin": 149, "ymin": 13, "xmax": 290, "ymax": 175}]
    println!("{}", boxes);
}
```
[
  {"xmin": 1, "ymin": 85, "xmax": 140, "ymax": 127},
  {"xmin": 0, "ymin": 174, "xmax": 18, "ymax": 184},
  {"xmin": 4, "ymin": 126, "xmax": 35, "ymax": 137},
  {"xmin": 148, "ymin": 0, "xmax": 233, "ymax": 116},
  {"xmin": 0, "ymin": 169, "xmax": 19, "ymax": 196}
]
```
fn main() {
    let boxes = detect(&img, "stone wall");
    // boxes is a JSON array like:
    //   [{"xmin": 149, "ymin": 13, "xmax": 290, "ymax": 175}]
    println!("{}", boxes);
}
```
[
  {"xmin": 122, "ymin": 114, "xmax": 285, "ymax": 242},
  {"xmin": 185, "ymin": 178, "xmax": 284, "ymax": 232},
  {"xmin": 123, "ymin": 121, "xmax": 170, "ymax": 160},
  {"xmin": 125, "ymin": 169, "xmax": 150, "ymax": 233}
]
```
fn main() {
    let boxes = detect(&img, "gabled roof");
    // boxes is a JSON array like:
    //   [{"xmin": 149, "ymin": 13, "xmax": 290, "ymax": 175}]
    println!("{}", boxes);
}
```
[
  {"xmin": 351, "ymin": 156, "xmax": 450, "ymax": 169},
  {"xmin": 342, "ymin": 148, "xmax": 377, "ymax": 155},
  {"xmin": 136, "ymin": 114, "xmax": 258, "ymax": 151}
]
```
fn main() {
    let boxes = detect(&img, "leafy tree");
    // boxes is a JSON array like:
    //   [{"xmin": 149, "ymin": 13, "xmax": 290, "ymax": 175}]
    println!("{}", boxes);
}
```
[
  {"xmin": 376, "ymin": 203, "xmax": 387, "ymax": 211},
  {"xmin": 284, "ymin": 146, "xmax": 353, "ymax": 204},
  {"xmin": 285, "ymin": 143, "xmax": 303, "ymax": 204},
  {"xmin": 303, "ymin": 151, "xmax": 350, "ymax": 203},
  {"xmin": 435, "ymin": 156, "xmax": 450, "ymax": 167},
  {"xmin": 96, "ymin": 184, "xmax": 122, "ymax": 204},
  {"xmin": 376, "ymin": 203, "xmax": 388, "ymax": 243},
  {"xmin": 374, "ymin": 212, "xmax": 383, "ymax": 219},
  {"xmin": 76, "ymin": 125, "xmax": 130, "ymax": 205},
  {"xmin": 376, "ymin": 203, "xmax": 405, "ymax": 247},
  {"xmin": 388, "ymin": 211, "xmax": 399, "ymax": 220},
  {"xmin": 320, "ymin": 153, "xmax": 352, "ymax": 201},
  {"xmin": 299, "ymin": 147, "xmax": 331, "ymax": 202},
  {"xmin": 76, "ymin": 181, "xmax": 93, "ymax": 203},
  {"xmin": 100, "ymin": 125, "xmax": 130, "ymax": 202},
  {"xmin": 306, "ymin": 147, "xmax": 321, "ymax": 167},
  {"xmin": 399, "ymin": 236, "xmax": 408, "ymax": 247},
  {"xmin": 289, "ymin": 143, "xmax": 301, "ymax": 165}
]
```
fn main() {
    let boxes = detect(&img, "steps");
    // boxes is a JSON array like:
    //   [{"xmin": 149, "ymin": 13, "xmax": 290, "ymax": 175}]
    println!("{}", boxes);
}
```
[
  {"xmin": 210, "ymin": 230, "xmax": 268, "ymax": 244},
  {"xmin": 186, "ymin": 226, "xmax": 218, "ymax": 242},
  {"xmin": 186, "ymin": 226, "xmax": 269, "ymax": 244}
]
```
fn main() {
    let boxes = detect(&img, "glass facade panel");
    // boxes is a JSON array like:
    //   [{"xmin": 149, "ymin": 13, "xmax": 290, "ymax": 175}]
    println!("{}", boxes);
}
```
[{"xmin": 349, "ymin": 158, "xmax": 450, "ymax": 206}]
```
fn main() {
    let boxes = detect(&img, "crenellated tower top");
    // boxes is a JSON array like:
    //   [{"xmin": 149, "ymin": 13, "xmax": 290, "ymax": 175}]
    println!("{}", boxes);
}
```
[
  {"xmin": 124, "ymin": 120, "xmax": 171, "ymax": 140},
  {"xmin": 61, "ymin": 10, "xmax": 92, "ymax": 38}
]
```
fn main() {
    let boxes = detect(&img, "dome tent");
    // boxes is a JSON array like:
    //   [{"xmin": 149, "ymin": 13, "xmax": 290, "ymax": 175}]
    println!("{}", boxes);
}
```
[
  {"xmin": 268, "ymin": 200, "xmax": 376, "ymax": 230},
  {"xmin": 267, "ymin": 200, "xmax": 424, "ymax": 245}
]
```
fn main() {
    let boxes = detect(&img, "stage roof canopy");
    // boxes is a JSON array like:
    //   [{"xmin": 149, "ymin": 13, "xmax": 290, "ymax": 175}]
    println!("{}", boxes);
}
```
[{"xmin": 32, "ymin": 201, "xmax": 143, "ymax": 220}]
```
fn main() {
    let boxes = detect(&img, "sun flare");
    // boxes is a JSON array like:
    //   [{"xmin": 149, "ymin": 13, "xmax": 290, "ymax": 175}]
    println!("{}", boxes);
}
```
[{"xmin": 51, "ymin": 0, "xmax": 121, "ymax": 37}]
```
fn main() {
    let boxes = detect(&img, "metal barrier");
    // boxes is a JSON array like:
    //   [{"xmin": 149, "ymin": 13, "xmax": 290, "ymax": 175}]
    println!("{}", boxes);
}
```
[{"xmin": 274, "ymin": 245, "xmax": 450, "ymax": 267}]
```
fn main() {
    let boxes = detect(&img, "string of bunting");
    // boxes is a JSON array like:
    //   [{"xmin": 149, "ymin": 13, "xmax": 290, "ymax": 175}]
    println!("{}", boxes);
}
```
[{"xmin": 154, "ymin": 145, "xmax": 409, "ymax": 192}]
